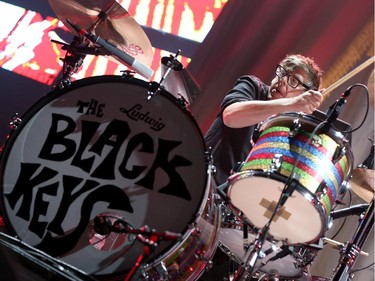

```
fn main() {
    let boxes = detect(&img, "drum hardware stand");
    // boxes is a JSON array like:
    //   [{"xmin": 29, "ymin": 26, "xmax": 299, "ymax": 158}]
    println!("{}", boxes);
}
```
[
  {"xmin": 215, "ymin": 159, "xmax": 297, "ymax": 281},
  {"xmin": 158, "ymin": 50, "xmax": 190, "ymax": 110},
  {"xmin": 51, "ymin": 36, "xmax": 87, "ymax": 90},
  {"xmin": 330, "ymin": 204, "xmax": 369, "ymax": 220},
  {"xmin": 125, "ymin": 226, "xmax": 182, "ymax": 281},
  {"xmin": 93, "ymin": 215, "xmax": 182, "ymax": 280},
  {"xmin": 231, "ymin": 222, "xmax": 270, "ymax": 281},
  {"xmin": 124, "ymin": 232, "xmax": 159, "ymax": 281},
  {"xmin": 331, "ymin": 197, "xmax": 374, "ymax": 281},
  {"xmin": 159, "ymin": 50, "xmax": 182, "ymax": 87},
  {"xmin": 230, "ymin": 159, "xmax": 306, "ymax": 280}
]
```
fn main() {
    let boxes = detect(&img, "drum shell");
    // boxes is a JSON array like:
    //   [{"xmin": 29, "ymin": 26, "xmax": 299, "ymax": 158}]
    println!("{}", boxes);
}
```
[{"xmin": 247, "ymin": 112, "xmax": 353, "ymax": 212}]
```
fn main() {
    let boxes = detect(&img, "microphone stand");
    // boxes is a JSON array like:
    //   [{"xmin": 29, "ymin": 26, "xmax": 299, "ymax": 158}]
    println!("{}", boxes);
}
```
[
  {"xmin": 124, "ymin": 231, "xmax": 158, "ymax": 281},
  {"xmin": 52, "ymin": 36, "xmax": 86, "ymax": 90},
  {"xmin": 217, "ymin": 178, "xmax": 289, "ymax": 280},
  {"xmin": 92, "ymin": 216, "xmax": 182, "ymax": 280},
  {"xmin": 331, "ymin": 197, "xmax": 374, "ymax": 281},
  {"xmin": 105, "ymin": 222, "xmax": 182, "ymax": 281},
  {"xmin": 232, "ymin": 223, "xmax": 270, "ymax": 281}
]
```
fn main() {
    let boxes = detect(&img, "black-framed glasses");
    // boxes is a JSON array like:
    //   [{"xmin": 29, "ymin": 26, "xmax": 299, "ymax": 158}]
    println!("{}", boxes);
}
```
[{"xmin": 275, "ymin": 65, "xmax": 311, "ymax": 90}]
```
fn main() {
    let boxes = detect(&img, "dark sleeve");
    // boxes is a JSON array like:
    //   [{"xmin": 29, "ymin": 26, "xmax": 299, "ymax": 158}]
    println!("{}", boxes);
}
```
[{"xmin": 221, "ymin": 75, "xmax": 269, "ymax": 111}]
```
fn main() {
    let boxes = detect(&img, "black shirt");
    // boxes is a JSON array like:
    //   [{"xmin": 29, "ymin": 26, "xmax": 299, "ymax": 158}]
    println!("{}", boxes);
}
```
[{"xmin": 204, "ymin": 75, "xmax": 269, "ymax": 185}]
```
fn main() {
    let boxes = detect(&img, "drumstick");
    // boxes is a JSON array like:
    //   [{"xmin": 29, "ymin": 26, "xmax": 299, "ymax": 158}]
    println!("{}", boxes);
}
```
[
  {"xmin": 323, "ymin": 237, "xmax": 369, "ymax": 256},
  {"xmin": 322, "ymin": 56, "xmax": 375, "ymax": 101}
]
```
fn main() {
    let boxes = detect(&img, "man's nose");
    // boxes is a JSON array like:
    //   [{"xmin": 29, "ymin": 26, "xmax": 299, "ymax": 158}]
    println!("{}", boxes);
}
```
[{"xmin": 276, "ymin": 75, "xmax": 287, "ymax": 86}]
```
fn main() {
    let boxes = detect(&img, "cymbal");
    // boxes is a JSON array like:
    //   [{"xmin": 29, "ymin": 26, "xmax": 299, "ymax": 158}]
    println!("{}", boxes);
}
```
[
  {"xmin": 48, "ymin": 0, "xmax": 153, "ymax": 67},
  {"xmin": 349, "ymin": 168, "xmax": 374, "ymax": 203}
]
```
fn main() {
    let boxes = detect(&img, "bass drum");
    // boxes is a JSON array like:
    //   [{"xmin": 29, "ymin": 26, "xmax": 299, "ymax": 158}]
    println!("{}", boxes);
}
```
[{"xmin": 0, "ymin": 75, "xmax": 220, "ymax": 280}]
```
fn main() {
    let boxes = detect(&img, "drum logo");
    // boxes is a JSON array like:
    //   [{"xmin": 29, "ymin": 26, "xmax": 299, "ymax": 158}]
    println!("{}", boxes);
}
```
[
  {"xmin": 120, "ymin": 104, "xmax": 166, "ymax": 131},
  {"xmin": 4, "ymin": 106, "xmax": 193, "ymax": 255}
]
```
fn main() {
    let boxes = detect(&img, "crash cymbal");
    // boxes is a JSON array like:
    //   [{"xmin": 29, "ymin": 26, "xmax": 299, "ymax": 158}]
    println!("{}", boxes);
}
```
[
  {"xmin": 48, "ymin": 0, "xmax": 153, "ymax": 67},
  {"xmin": 349, "ymin": 168, "xmax": 374, "ymax": 203}
]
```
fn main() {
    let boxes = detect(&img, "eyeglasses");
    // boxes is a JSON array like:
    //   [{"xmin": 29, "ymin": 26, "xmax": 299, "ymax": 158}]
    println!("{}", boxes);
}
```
[{"xmin": 275, "ymin": 65, "xmax": 311, "ymax": 90}]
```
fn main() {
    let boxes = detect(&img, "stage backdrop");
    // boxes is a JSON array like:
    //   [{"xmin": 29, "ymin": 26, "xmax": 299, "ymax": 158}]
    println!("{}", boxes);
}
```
[
  {"xmin": 188, "ymin": 0, "xmax": 374, "ymax": 279},
  {"xmin": 0, "ymin": 0, "xmax": 373, "ymax": 280}
]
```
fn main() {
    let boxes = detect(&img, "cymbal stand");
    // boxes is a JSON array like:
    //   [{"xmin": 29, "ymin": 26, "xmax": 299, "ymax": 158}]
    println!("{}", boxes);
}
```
[
  {"xmin": 331, "ymin": 197, "xmax": 374, "ymax": 281},
  {"xmin": 159, "ymin": 50, "xmax": 182, "ymax": 85},
  {"xmin": 52, "ymin": 36, "xmax": 86, "ymax": 90}
]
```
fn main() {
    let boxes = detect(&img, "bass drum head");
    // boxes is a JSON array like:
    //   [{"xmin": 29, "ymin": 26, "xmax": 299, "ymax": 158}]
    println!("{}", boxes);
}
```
[{"xmin": 0, "ymin": 76, "xmax": 209, "ymax": 278}]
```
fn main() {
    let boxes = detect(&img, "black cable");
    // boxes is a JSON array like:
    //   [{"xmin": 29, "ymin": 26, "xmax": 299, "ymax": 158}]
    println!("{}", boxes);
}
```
[
  {"xmin": 330, "ymin": 83, "xmax": 369, "ymax": 134},
  {"xmin": 89, "ymin": 214, "xmax": 136, "ymax": 275},
  {"xmin": 330, "ymin": 190, "xmax": 353, "ymax": 241},
  {"xmin": 350, "ymin": 262, "xmax": 375, "ymax": 273}
]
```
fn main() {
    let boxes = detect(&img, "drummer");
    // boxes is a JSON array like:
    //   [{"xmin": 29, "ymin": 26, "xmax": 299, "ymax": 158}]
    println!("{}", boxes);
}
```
[{"xmin": 204, "ymin": 54, "xmax": 324, "ymax": 187}]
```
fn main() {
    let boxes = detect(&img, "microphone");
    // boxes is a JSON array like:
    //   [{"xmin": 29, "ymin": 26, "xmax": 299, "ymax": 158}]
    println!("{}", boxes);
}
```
[
  {"xmin": 112, "ymin": 220, "xmax": 183, "ymax": 241},
  {"xmin": 93, "ymin": 215, "xmax": 183, "ymax": 241},
  {"xmin": 330, "ymin": 204, "xmax": 369, "ymax": 220},
  {"xmin": 93, "ymin": 215, "xmax": 112, "ymax": 235},
  {"xmin": 65, "ymin": 19, "xmax": 154, "ymax": 79},
  {"xmin": 325, "ymin": 85, "xmax": 353, "ymax": 124}
]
